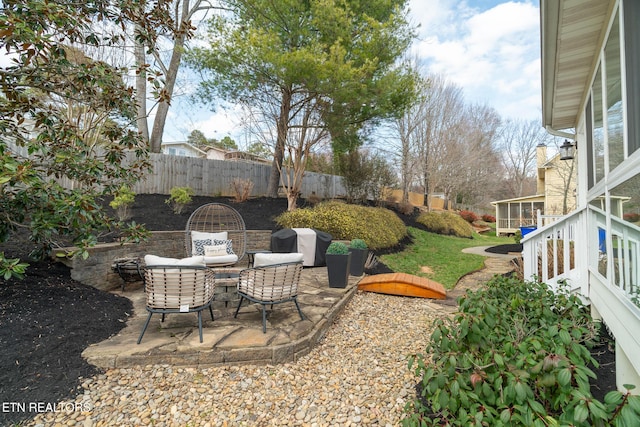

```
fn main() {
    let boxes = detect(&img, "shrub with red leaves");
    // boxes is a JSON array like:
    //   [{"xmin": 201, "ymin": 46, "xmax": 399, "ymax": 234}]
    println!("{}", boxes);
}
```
[
  {"xmin": 459, "ymin": 210, "xmax": 479, "ymax": 223},
  {"xmin": 623, "ymin": 212, "xmax": 640, "ymax": 223},
  {"xmin": 481, "ymin": 214, "xmax": 496, "ymax": 223}
]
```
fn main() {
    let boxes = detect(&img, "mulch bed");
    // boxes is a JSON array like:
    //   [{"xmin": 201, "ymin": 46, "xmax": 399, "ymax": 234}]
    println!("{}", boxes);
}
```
[{"xmin": 484, "ymin": 243, "xmax": 523, "ymax": 254}]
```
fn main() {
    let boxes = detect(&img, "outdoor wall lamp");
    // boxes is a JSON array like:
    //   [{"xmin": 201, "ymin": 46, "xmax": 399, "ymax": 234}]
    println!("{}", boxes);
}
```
[{"xmin": 559, "ymin": 139, "xmax": 576, "ymax": 160}]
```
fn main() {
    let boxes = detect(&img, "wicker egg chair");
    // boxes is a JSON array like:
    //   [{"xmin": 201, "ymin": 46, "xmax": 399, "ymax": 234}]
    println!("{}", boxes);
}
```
[{"xmin": 185, "ymin": 203, "xmax": 247, "ymax": 266}]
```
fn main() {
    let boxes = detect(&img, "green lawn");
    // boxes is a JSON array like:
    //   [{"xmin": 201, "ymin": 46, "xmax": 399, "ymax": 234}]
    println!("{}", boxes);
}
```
[{"xmin": 380, "ymin": 226, "xmax": 514, "ymax": 289}]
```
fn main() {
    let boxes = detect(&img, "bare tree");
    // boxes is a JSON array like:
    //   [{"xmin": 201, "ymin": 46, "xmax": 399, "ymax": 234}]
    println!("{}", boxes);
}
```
[
  {"xmin": 416, "ymin": 75, "xmax": 466, "ymax": 210},
  {"xmin": 391, "ymin": 70, "xmax": 429, "ymax": 204},
  {"xmin": 133, "ymin": 0, "xmax": 220, "ymax": 152},
  {"xmin": 280, "ymin": 99, "xmax": 329, "ymax": 211},
  {"xmin": 546, "ymin": 138, "xmax": 577, "ymax": 215},
  {"xmin": 498, "ymin": 119, "xmax": 549, "ymax": 198},
  {"xmin": 455, "ymin": 104, "xmax": 504, "ymax": 209},
  {"xmin": 389, "ymin": 72, "xmax": 504, "ymax": 212}
]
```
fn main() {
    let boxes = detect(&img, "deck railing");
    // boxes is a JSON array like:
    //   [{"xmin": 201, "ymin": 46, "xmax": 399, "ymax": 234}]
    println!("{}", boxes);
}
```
[
  {"xmin": 523, "ymin": 205, "xmax": 640, "ymax": 310},
  {"xmin": 522, "ymin": 208, "xmax": 584, "ymax": 294},
  {"xmin": 496, "ymin": 218, "xmax": 536, "ymax": 230}
]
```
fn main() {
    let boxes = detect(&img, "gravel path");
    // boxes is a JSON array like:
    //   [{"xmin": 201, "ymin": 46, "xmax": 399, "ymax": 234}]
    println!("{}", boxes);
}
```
[{"xmin": 28, "ymin": 292, "xmax": 448, "ymax": 426}]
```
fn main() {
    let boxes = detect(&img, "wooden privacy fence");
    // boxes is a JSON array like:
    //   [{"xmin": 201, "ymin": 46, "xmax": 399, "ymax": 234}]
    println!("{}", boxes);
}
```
[
  {"xmin": 7, "ymin": 141, "xmax": 345, "ymax": 198},
  {"xmin": 132, "ymin": 153, "xmax": 346, "ymax": 198}
]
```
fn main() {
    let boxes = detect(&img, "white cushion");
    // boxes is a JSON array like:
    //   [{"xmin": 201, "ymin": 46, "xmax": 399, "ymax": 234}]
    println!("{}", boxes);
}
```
[
  {"xmin": 203, "ymin": 254, "xmax": 238, "ymax": 265},
  {"xmin": 253, "ymin": 252, "xmax": 304, "ymax": 267},
  {"xmin": 204, "ymin": 244, "xmax": 228, "ymax": 257},
  {"xmin": 144, "ymin": 254, "xmax": 206, "ymax": 267},
  {"xmin": 191, "ymin": 231, "xmax": 227, "ymax": 254},
  {"xmin": 213, "ymin": 239, "xmax": 235, "ymax": 255},
  {"xmin": 192, "ymin": 239, "xmax": 213, "ymax": 255}
]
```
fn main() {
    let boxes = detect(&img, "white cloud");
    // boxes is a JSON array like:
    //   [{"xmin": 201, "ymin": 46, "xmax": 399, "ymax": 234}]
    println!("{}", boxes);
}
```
[
  {"xmin": 410, "ymin": 0, "xmax": 541, "ymax": 120},
  {"xmin": 164, "ymin": 1, "xmax": 542, "ymax": 141}
]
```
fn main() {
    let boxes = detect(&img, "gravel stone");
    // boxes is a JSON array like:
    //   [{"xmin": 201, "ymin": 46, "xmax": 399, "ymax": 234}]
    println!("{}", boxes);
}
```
[{"xmin": 26, "ymin": 292, "xmax": 447, "ymax": 426}]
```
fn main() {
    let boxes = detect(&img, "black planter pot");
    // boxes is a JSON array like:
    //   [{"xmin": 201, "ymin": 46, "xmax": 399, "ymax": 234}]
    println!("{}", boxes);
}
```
[
  {"xmin": 349, "ymin": 248, "xmax": 368, "ymax": 276},
  {"xmin": 326, "ymin": 252, "xmax": 352, "ymax": 288}
]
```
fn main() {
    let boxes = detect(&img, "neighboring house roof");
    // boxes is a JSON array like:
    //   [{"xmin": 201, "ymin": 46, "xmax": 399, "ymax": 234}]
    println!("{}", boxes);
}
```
[
  {"xmin": 490, "ymin": 194, "xmax": 545, "ymax": 206},
  {"xmin": 224, "ymin": 151, "xmax": 271, "ymax": 164},
  {"xmin": 205, "ymin": 146, "xmax": 228, "ymax": 155},
  {"xmin": 161, "ymin": 141, "xmax": 208, "ymax": 157},
  {"xmin": 540, "ymin": 153, "xmax": 563, "ymax": 169}
]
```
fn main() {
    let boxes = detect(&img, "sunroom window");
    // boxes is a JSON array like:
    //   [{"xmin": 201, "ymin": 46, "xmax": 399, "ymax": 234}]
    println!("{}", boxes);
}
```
[
  {"xmin": 592, "ymin": 66, "xmax": 605, "ymax": 183},
  {"xmin": 606, "ymin": 12, "xmax": 623, "ymax": 171}
]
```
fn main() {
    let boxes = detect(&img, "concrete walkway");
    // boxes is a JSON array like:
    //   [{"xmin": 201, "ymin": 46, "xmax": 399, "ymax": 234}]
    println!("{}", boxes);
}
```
[
  {"xmin": 82, "ymin": 247, "xmax": 518, "ymax": 369},
  {"xmin": 432, "ymin": 246, "xmax": 520, "ymax": 310}
]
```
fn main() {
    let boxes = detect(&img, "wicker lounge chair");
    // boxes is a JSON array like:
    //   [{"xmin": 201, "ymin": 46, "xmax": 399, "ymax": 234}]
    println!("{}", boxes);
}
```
[
  {"xmin": 138, "ymin": 256, "xmax": 215, "ymax": 344},
  {"xmin": 234, "ymin": 253, "xmax": 305, "ymax": 333},
  {"xmin": 185, "ymin": 203, "xmax": 247, "ymax": 267}
]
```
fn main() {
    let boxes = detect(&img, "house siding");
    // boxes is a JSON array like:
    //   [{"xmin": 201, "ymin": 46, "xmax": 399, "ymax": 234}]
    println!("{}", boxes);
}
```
[{"xmin": 536, "ymin": 0, "xmax": 640, "ymax": 392}]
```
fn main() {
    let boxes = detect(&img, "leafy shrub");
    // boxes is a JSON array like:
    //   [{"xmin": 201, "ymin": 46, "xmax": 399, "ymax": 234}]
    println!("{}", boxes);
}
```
[
  {"xmin": 165, "ymin": 186, "xmax": 194, "ymax": 214},
  {"xmin": 326, "ymin": 241, "xmax": 349, "ymax": 255},
  {"xmin": 306, "ymin": 192, "xmax": 322, "ymax": 206},
  {"xmin": 623, "ymin": 212, "xmax": 640, "ymax": 223},
  {"xmin": 0, "ymin": 253, "xmax": 29, "ymax": 280},
  {"xmin": 514, "ymin": 229, "xmax": 523, "ymax": 244},
  {"xmin": 276, "ymin": 201, "xmax": 406, "ymax": 250},
  {"xmin": 416, "ymin": 211, "xmax": 473, "ymax": 238},
  {"xmin": 109, "ymin": 186, "xmax": 135, "ymax": 220},
  {"xmin": 459, "ymin": 210, "xmax": 478, "ymax": 223},
  {"xmin": 336, "ymin": 150, "xmax": 397, "ymax": 204},
  {"xmin": 397, "ymin": 201, "xmax": 415, "ymax": 215},
  {"xmin": 350, "ymin": 238, "xmax": 368, "ymax": 249},
  {"xmin": 482, "ymin": 214, "xmax": 496, "ymax": 223},
  {"xmin": 404, "ymin": 276, "xmax": 640, "ymax": 426}
]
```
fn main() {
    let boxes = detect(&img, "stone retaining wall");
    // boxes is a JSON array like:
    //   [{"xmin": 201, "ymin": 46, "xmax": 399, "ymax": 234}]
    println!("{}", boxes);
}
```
[{"xmin": 55, "ymin": 230, "xmax": 273, "ymax": 306}]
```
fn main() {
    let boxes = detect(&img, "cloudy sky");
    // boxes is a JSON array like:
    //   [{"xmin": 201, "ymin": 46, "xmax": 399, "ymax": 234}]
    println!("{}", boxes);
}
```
[
  {"xmin": 167, "ymin": 0, "xmax": 542, "ymax": 145},
  {"xmin": 0, "ymin": 1, "xmax": 541, "ymax": 145},
  {"xmin": 409, "ymin": 0, "xmax": 541, "ymax": 120}
]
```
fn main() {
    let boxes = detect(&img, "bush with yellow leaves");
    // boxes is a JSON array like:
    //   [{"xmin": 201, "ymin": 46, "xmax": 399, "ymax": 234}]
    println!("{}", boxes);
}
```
[{"xmin": 276, "ymin": 201, "xmax": 406, "ymax": 250}]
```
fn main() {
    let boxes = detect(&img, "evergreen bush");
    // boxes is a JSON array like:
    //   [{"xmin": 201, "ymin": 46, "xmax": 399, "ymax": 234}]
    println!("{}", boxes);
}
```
[
  {"xmin": 404, "ymin": 276, "xmax": 640, "ymax": 426},
  {"xmin": 326, "ymin": 241, "xmax": 350, "ymax": 255},
  {"xmin": 349, "ymin": 238, "xmax": 368, "ymax": 249},
  {"xmin": 276, "ymin": 201, "xmax": 406, "ymax": 250},
  {"xmin": 165, "ymin": 186, "xmax": 194, "ymax": 214},
  {"xmin": 416, "ymin": 211, "xmax": 473, "ymax": 238},
  {"xmin": 109, "ymin": 186, "xmax": 135, "ymax": 220}
]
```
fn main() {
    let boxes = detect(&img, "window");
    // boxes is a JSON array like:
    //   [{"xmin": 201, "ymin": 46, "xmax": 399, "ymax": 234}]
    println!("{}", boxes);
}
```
[
  {"xmin": 624, "ymin": 0, "xmax": 640, "ymax": 154},
  {"xmin": 593, "ymin": 66, "xmax": 605, "ymax": 183},
  {"xmin": 586, "ymin": 97, "xmax": 594, "ymax": 189},
  {"xmin": 605, "ymin": 12, "xmax": 624, "ymax": 171}
]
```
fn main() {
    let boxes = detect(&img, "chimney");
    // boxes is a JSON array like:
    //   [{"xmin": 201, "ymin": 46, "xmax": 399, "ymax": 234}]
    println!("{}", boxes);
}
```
[{"xmin": 536, "ymin": 143, "xmax": 547, "ymax": 194}]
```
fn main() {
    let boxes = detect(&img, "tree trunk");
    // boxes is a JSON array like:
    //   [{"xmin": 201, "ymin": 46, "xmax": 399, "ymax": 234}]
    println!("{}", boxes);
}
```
[
  {"xmin": 423, "ymin": 167, "xmax": 431, "ymax": 211},
  {"xmin": 148, "ymin": 1, "xmax": 190, "ymax": 153},
  {"xmin": 287, "ymin": 193, "xmax": 297, "ymax": 211},
  {"xmin": 266, "ymin": 88, "xmax": 292, "ymax": 197},
  {"xmin": 134, "ymin": 26, "xmax": 150, "ymax": 144}
]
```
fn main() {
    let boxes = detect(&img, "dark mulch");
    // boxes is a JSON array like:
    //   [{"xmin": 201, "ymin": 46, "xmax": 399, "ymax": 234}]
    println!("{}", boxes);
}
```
[
  {"xmin": 485, "ymin": 243, "xmax": 523, "ymax": 254},
  {"xmin": 0, "ymin": 194, "xmax": 291, "ymax": 425},
  {"xmin": 0, "ymin": 264, "xmax": 132, "ymax": 426},
  {"xmin": 0, "ymin": 196, "xmax": 615, "ymax": 425}
]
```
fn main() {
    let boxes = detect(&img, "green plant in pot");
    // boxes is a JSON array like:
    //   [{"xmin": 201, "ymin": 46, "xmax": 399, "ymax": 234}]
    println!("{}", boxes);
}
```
[
  {"xmin": 348, "ymin": 239, "xmax": 368, "ymax": 276},
  {"xmin": 325, "ymin": 241, "xmax": 351, "ymax": 288}
]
